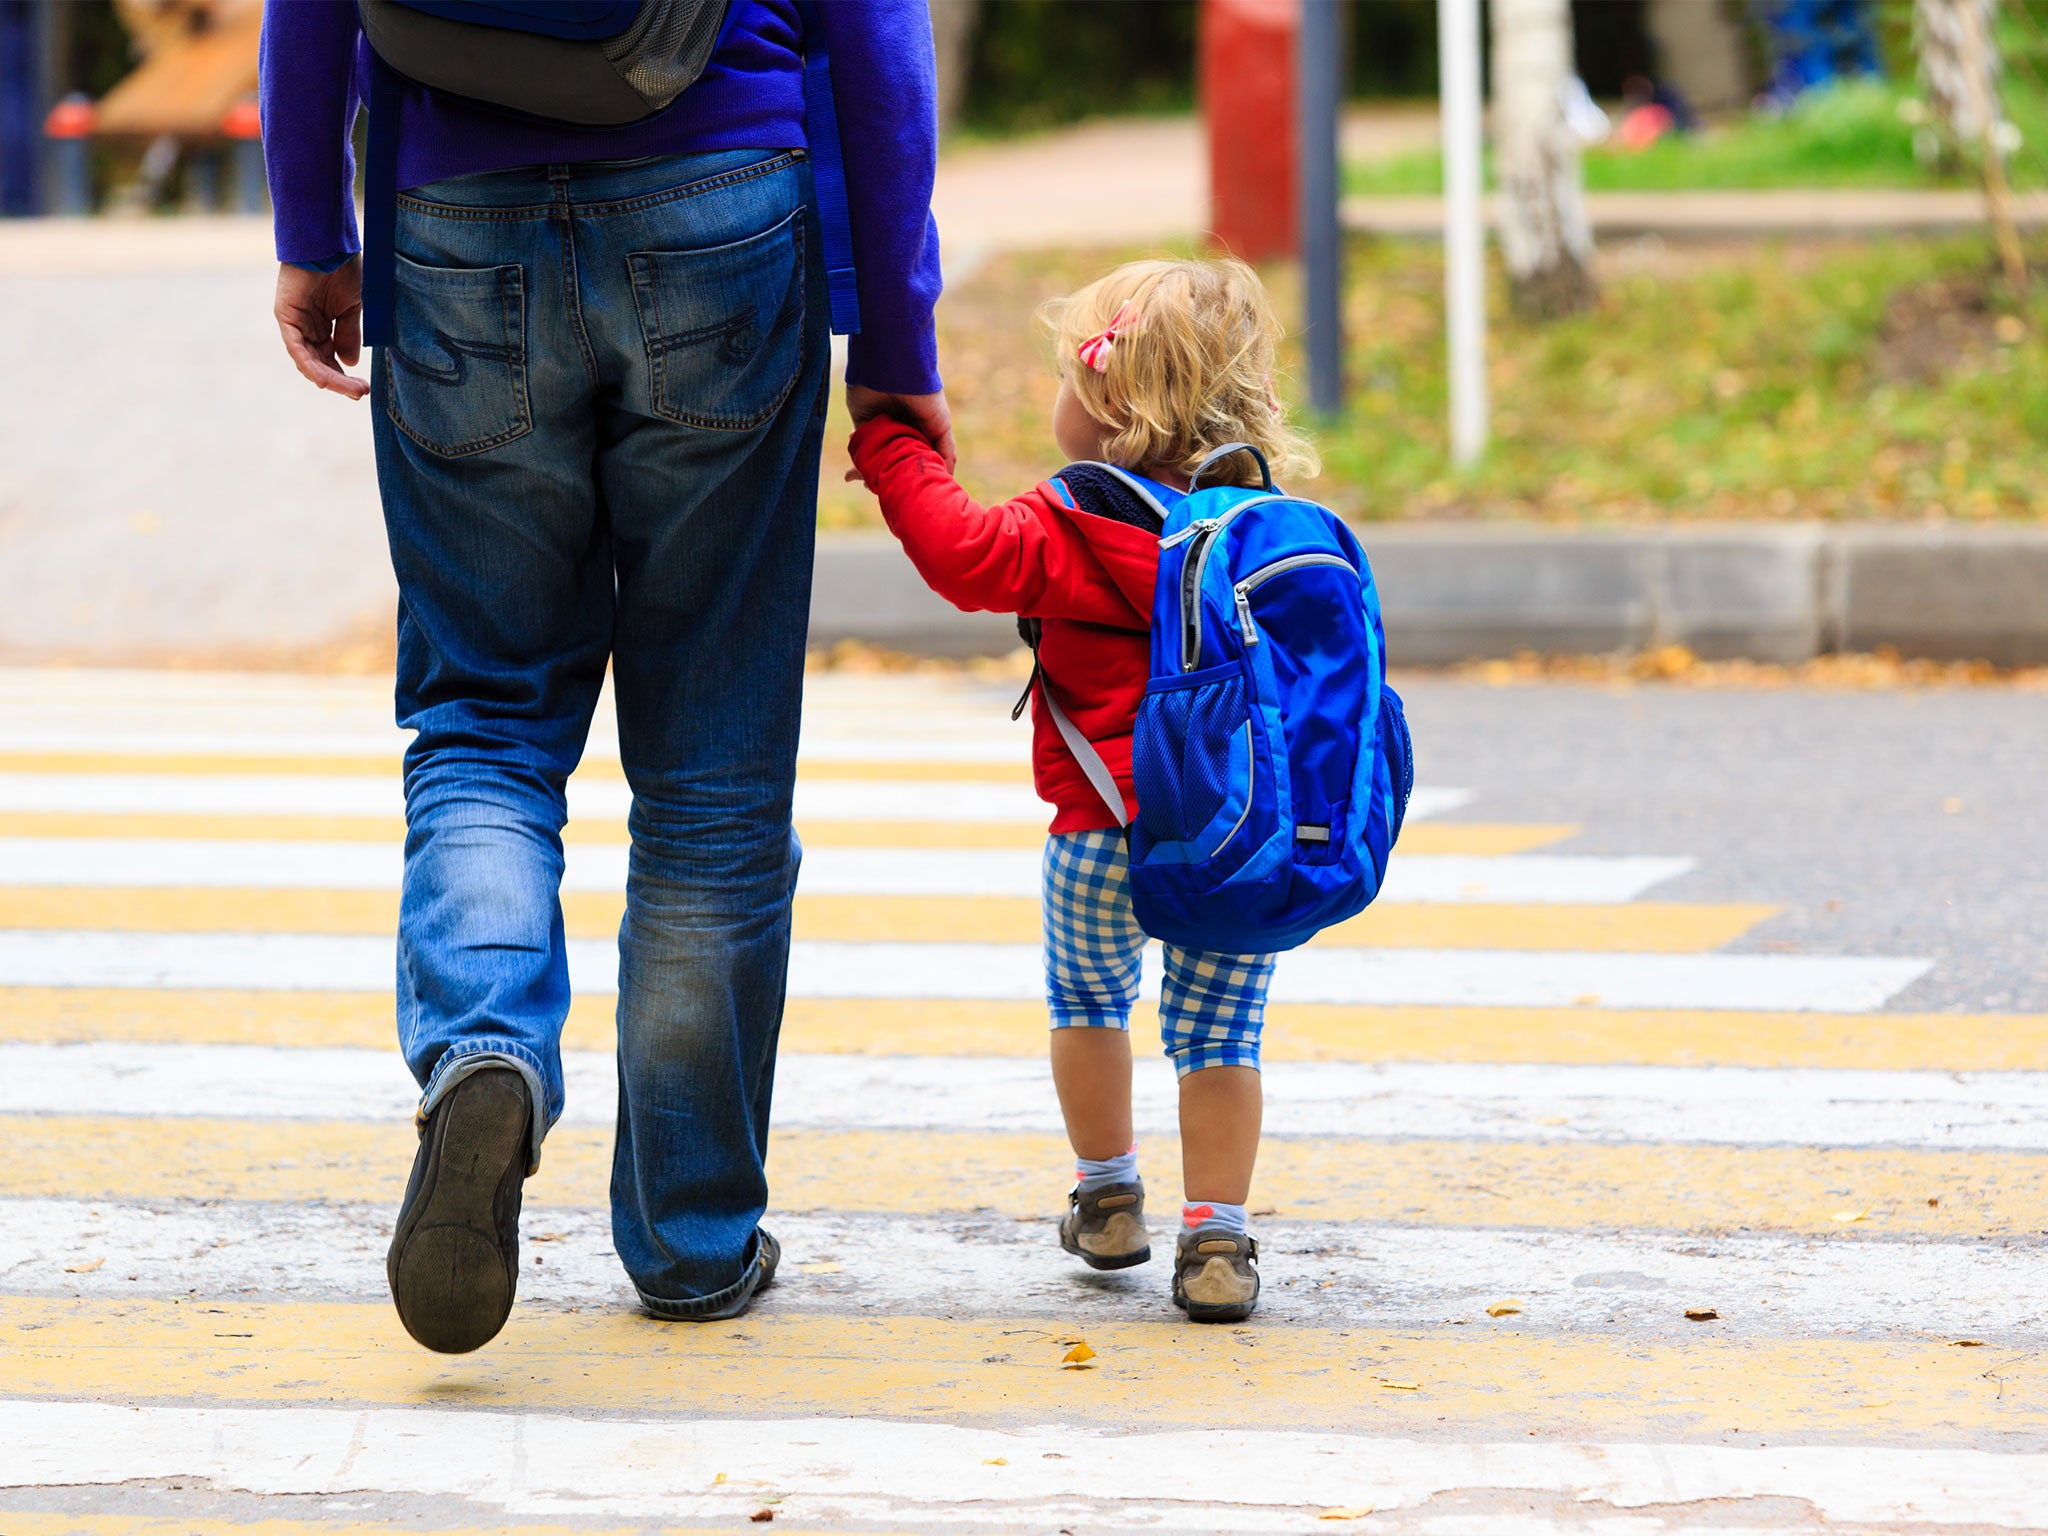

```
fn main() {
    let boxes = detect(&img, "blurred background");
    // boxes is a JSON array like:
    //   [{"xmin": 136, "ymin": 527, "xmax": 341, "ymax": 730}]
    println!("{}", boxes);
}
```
[{"xmin": 1, "ymin": 0, "xmax": 2045, "ymax": 670}]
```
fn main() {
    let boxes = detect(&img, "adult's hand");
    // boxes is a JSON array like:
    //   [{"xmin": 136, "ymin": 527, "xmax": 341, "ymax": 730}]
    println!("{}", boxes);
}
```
[
  {"xmin": 275, "ymin": 258, "xmax": 369, "ymax": 400},
  {"xmin": 845, "ymin": 385, "xmax": 956, "ymax": 471}
]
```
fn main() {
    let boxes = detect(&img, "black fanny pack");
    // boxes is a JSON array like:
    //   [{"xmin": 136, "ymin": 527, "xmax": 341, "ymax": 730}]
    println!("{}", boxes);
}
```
[{"xmin": 356, "ymin": 0, "xmax": 733, "ymax": 127}]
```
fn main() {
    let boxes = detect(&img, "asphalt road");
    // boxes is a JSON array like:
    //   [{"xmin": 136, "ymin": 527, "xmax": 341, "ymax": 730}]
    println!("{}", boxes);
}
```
[
  {"xmin": 1402, "ymin": 679, "xmax": 2048, "ymax": 1012},
  {"xmin": 0, "ymin": 665, "xmax": 2042, "ymax": 1535}
]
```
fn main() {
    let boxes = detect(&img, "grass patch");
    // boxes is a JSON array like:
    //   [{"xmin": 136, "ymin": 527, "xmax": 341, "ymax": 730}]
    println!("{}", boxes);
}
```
[
  {"xmin": 1311, "ymin": 235, "xmax": 2048, "ymax": 522},
  {"xmin": 1346, "ymin": 79, "xmax": 2048, "ymax": 196},
  {"xmin": 824, "ymin": 234, "xmax": 2048, "ymax": 527}
]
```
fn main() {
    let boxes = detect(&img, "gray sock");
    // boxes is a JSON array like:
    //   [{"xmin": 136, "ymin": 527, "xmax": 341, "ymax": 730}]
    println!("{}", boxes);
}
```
[
  {"xmin": 1183, "ymin": 1200, "xmax": 1248, "ymax": 1235},
  {"xmin": 1075, "ymin": 1147, "xmax": 1139, "ymax": 1191}
]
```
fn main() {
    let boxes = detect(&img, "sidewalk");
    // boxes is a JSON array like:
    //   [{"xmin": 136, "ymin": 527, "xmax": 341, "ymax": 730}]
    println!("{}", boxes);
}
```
[{"xmin": 4, "ymin": 116, "xmax": 2045, "ymax": 668}]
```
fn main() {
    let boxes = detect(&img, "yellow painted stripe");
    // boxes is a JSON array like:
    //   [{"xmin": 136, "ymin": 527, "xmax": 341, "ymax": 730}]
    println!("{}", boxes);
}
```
[
  {"xmin": 0, "ymin": 887, "xmax": 1776, "ymax": 953},
  {"xmin": 0, "ymin": 751, "xmax": 1026, "ymax": 784},
  {"xmin": 4, "ymin": 989, "xmax": 2046, "ymax": 1073},
  {"xmin": 0, "ymin": 811, "xmax": 1576, "ymax": 857},
  {"xmin": 0, "ymin": 811, "xmax": 413, "ymax": 843},
  {"xmin": 0, "ymin": 752, "xmax": 405, "ymax": 777},
  {"xmin": 1, "ymin": 1296, "xmax": 2036, "ymax": 1437},
  {"xmin": 4, "ymin": 1116, "xmax": 2036, "ymax": 1237}
]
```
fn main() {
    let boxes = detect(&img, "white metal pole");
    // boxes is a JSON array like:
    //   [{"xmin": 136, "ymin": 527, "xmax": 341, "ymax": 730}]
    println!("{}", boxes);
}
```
[{"xmin": 1438, "ymin": 0, "xmax": 1488, "ymax": 466}]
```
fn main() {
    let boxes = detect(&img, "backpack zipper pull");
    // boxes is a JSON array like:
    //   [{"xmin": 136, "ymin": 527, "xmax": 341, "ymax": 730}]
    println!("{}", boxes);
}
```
[
  {"xmin": 1162, "ymin": 516, "xmax": 1223, "ymax": 550},
  {"xmin": 1234, "ymin": 583, "xmax": 1259, "ymax": 644}
]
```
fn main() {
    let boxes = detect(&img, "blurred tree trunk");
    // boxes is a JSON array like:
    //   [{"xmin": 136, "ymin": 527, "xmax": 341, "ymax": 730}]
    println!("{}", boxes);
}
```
[
  {"xmin": 1490, "ymin": 0, "xmax": 1596, "ymax": 319},
  {"xmin": 1916, "ymin": 0, "xmax": 2001, "ymax": 148},
  {"xmin": 1917, "ymin": 0, "xmax": 2025, "ymax": 287},
  {"xmin": 929, "ymin": 0, "xmax": 979, "ymax": 135}
]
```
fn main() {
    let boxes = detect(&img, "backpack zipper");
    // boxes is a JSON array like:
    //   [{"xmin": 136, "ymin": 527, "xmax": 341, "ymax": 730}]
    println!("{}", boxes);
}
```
[
  {"xmin": 1173, "ymin": 494, "xmax": 1291, "ymax": 670},
  {"xmin": 1229, "ymin": 553, "xmax": 1360, "ymax": 645}
]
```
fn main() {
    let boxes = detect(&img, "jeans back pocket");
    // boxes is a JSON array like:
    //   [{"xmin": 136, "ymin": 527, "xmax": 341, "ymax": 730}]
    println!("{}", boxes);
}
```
[
  {"xmin": 629, "ymin": 206, "xmax": 806, "ymax": 431},
  {"xmin": 385, "ymin": 254, "xmax": 531, "ymax": 458}
]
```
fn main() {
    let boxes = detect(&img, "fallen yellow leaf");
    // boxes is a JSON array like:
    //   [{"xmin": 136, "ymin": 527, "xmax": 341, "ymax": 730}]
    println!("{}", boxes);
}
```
[
  {"xmin": 64, "ymin": 1258, "xmax": 104, "ymax": 1274},
  {"xmin": 1376, "ymin": 1377, "xmax": 1420, "ymax": 1391},
  {"xmin": 1485, "ymin": 1299, "xmax": 1522, "ymax": 1317},
  {"xmin": 1319, "ymin": 1508, "xmax": 1375, "ymax": 1521},
  {"xmin": 1061, "ymin": 1342, "xmax": 1097, "ymax": 1367},
  {"xmin": 982, "ymin": 1457, "xmax": 1008, "ymax": 1466},
  {"xmin": 1829, "ymin": 1205, "xmax": 1873, "ymax": 1223}
]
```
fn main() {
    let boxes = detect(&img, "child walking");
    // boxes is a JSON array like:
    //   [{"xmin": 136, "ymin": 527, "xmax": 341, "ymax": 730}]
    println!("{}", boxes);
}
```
[{"xmin": 847, "ymin": 257, "xmax": 1321, "ymax": 1322}]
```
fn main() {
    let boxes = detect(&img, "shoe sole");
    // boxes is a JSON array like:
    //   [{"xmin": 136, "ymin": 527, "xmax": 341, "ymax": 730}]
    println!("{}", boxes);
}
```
[
  {"xmin": 1064, "ymin": 1237, "xmax": 1154, "ymax": 1271},
  {"xmin": 1174, "ymin": 1254, "xmax": 1260, "ymax": 1322},
  {"xmin": 388, "ymin": 1071, "xmax": 527, "ymax": 1355},
  {"xmin": 1060, "ymin": 1211, "xmax": 1151, "ymax": 1271}
]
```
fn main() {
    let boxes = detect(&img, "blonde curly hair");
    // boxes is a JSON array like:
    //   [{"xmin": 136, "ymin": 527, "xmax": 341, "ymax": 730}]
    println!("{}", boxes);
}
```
[{"xmin": 1044, "ymin": 256, "xmax": 1319, "ymax": 487}]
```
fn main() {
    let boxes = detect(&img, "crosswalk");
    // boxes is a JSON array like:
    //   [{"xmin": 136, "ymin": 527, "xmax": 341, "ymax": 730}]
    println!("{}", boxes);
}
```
[{"xmin": 0, "ymin": 665, "xmax": 2041, "ymax": 1535}]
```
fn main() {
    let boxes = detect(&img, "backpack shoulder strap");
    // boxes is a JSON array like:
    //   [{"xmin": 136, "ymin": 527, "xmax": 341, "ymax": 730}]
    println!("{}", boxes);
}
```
[
  {"xmin": 1040, "ymin": 678, "xmax": 1130, "ymax": 830},
  {"xmin": 1051, "ymin": 461, "xmax": 1172, "ymax": 531},
  {"xmin": 796, "ymin": 0, "xmax": 859, "ymax": 335}
]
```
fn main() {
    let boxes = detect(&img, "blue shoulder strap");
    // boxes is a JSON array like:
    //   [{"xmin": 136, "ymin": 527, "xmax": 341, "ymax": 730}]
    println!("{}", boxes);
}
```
[
  {"xmin": 361, "ymin": 51, "xmax": 401, "ymax": 348},
  {"xmin": 797, "ymin": 0, "xmax": 860, "ymax": 335}
]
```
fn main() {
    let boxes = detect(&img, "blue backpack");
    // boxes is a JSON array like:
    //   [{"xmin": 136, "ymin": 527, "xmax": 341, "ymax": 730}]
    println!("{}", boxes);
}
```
[{"xmin": 1037, "ymin": 443, "xmax": 1414, "ymax": 955}]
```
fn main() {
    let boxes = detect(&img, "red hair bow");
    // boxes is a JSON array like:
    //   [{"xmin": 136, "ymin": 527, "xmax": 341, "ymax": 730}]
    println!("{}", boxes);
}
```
[{"xmin": 1077, "ymin": 300, "xmax": 1139, "ymax": 374}]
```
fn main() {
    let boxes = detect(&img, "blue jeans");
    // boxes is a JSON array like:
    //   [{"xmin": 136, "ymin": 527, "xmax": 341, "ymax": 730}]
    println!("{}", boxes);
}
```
[{"xmin": 371, "ymin": 150, "xmax": 828, "ymax": 1318}]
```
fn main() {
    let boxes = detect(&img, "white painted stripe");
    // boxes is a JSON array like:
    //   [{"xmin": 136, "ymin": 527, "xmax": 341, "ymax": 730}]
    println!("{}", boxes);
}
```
[
  {"xmin": 0, "ymin": 775, "xmax": 1473, "ymax": 828},
  {"xmin": 1, "ymin": 1403, "xmax": 2040, "ymax": 1529},
  {"xmin": 0, "ymin": 931, "xmax": 1930, "ymax": 1011},
  {"xmin": 9, "ymin": 1200, "xmax": 2038, "ymax": 1335},
  {"xmin": 3, "ymin": 1044, "xmax": 2016, "ymax": 1148},
  {"xmin": 0, "ymin": 839, "xmax": 1668, "ymax": 903}
]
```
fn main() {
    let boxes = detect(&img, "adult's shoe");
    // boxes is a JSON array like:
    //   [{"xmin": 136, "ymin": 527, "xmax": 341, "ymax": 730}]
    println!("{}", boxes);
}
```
[{"xmin": 386, "ymin": 1065, "xmax": 531, "ymax": 1354}]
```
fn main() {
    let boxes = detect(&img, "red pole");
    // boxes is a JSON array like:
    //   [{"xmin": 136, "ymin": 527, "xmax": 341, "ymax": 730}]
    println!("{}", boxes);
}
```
[{"xmin": 1201, "ymin": 0, "xmax": 1301, "ymax": 262}]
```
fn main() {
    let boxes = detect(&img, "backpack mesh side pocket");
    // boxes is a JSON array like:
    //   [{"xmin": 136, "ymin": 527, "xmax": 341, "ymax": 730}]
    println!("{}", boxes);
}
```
[{"xmin": 1132, "ymin": 668, "xmax": 1248, "ymax": 846}]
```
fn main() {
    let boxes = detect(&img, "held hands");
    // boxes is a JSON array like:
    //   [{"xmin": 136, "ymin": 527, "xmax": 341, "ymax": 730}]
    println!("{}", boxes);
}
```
[
  {"xmin": 844, "ymin": 384, "xmax": 956, "ymax": 482},
  {"xmin": 275, "ymin": 258, "xmax": 370, "ymax": 400}
]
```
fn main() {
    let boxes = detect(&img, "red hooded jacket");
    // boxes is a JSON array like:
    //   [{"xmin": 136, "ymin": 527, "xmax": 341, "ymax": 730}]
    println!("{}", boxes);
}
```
[{"xmin": 848, "ymin": 417, "xmax": 1159, "ymax": 833}]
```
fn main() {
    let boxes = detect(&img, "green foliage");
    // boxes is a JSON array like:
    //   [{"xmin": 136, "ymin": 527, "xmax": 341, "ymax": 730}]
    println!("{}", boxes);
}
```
[
  {"xmin": 957, "ymin": 0, "xmax": 1440, "ymax": 136},
  {"xmin": 1308, "ymin": 235, "xmax": 2048, "ymax": 523},
  {"xmin": 1348, "ymin": 75, "xmax": 2048, "ymax": 195},
  {"xmin": 821, "ymin": 236, "xmax": 2048, "ymax": 528},
  {"xmin": 959, "ymin": 0, "xmax": 1199, "ymax": 134}
]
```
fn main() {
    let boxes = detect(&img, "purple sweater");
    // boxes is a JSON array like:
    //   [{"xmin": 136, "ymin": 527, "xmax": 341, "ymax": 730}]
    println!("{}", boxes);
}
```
[{"xmin": 259, "ymin": 0, "xmax": 942, "ymax": 393}]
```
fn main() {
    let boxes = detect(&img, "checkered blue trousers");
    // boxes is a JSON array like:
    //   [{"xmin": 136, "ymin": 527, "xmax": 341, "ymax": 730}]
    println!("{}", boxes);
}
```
[{"xmin": 1043, "ymin": 828, "xmax": 1277, "ymax": 1076}]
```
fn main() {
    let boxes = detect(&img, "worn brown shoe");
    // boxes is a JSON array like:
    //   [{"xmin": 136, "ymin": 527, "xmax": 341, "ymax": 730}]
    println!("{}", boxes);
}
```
[
  {"xmin": 386, "ymin": 1065, "xmax": 531, "ymax": 1354},
  {"xmin": 1172, "ymin": 1222, "xmax": 1260, "ymax": 1322},
  {"xmin": 1058, "ymin": 1178, "xmax": 1151, "ymax": 1270}
]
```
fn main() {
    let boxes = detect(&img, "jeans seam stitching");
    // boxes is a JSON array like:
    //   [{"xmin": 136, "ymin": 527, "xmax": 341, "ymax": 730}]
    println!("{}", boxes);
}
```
[{"xmin": 392, "ymin": 152, "xmax": 801, "ymax": 222}]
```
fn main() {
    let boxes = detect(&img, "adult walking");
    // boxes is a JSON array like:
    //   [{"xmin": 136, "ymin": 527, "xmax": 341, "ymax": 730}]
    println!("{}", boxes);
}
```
[{"xmin": 262, "ymin": 0, "xmax": 950, "ymax": 1352}]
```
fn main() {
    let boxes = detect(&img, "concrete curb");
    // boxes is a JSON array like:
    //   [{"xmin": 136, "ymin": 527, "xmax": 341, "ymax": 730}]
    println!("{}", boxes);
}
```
[{"xmin": 809, "ymin": 525, "xmax": 2048, "ymax": 666}]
